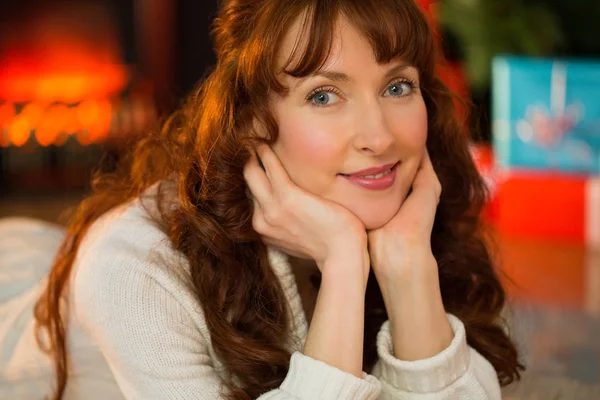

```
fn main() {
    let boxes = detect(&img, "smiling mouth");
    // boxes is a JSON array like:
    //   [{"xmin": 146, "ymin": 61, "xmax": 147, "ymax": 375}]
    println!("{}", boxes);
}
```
[
  {"xmin": 338, "ymin": 162, "xmax": 400, "ymax": 179},
  {"xmin": 338, "ymin": 162, "xmax": 400, "ymax": 191},
  {"xmin": 339, "ymin": 167, "xmax": 393, "ymax": 179}
]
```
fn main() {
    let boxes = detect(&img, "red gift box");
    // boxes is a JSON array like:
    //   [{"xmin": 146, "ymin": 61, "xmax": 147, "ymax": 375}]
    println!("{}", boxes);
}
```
[
  {"xmin": 471, "ymin": 144, "xmax": 600, "ymax": 310},
  {"xmin": 471, "ymin": 144, "xmax": 600, "ymax": 247},
  {"xmin": 495, "ymin": 171, "xmax": 599, "ymax": 247}
]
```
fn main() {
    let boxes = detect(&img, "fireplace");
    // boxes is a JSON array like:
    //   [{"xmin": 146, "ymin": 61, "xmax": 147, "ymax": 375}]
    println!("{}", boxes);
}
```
[{"xmin": 0, "ymin": 0, "xmax": 163, "ymax": 193}]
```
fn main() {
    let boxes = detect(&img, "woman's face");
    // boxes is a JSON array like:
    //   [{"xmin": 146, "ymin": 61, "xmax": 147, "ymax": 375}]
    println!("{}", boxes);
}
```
[{"xmin": 270, "ymin": 17, "xmax": 428, "ymax": 230}]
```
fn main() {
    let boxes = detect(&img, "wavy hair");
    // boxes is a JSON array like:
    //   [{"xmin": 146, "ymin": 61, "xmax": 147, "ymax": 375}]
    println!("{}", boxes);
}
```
[{"xmin": 34, "ymin": 0, "xmax": 523, "ymax": 398}]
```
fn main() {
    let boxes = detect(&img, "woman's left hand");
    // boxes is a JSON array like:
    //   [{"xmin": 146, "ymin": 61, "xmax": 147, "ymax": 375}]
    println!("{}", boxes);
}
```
[
  {"xmin": 367, "ymin": 149, "xmax": 453, "ymax": 361},
  {"xmin": 368, "ymin": 149, "xmax": 440, "ymax": 283}
]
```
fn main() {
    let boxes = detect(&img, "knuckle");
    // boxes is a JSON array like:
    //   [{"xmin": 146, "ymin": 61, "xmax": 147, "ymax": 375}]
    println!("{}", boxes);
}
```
[
  {"xmin": 242, "ymin": 167, "xmax": 251, "ymax": 182},
  {"xmin": 262, "ymin": 206, "xmax": 281, "ymax": 226},
  {"xmin": 252, "ymin": 213, "xmax": 267, "ymax": 233}
]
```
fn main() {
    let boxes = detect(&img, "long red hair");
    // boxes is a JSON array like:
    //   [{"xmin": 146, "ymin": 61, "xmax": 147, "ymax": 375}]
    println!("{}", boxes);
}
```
[{"xmin": 35, "ymin": 0, "xmax": 523, "ymax": 399}]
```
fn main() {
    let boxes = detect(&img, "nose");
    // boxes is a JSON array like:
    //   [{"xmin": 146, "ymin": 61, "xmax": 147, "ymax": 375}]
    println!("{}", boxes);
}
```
[{"xmin": 352, "ymin": 102, "xmax": 395, "ymax": 155}]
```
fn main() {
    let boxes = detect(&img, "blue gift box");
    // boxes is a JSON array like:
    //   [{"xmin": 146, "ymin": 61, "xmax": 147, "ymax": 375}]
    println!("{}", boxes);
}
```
[{"xmin": 492, "ymin": 56, "xmax": 600, "ymax": 175}]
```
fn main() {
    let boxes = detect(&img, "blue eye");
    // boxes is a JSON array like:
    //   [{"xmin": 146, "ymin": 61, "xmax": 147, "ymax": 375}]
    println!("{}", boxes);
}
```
[
  {"xmin": 307, "ymin": 88, "xmax": 341, "ymax": 107},
  {"xmin": 314, "ymin": 93, "xmax": 330, "ymax": 105},
  {"xmin": 385, "ymin": 80, "xmax": 416, "ymax": 97}
]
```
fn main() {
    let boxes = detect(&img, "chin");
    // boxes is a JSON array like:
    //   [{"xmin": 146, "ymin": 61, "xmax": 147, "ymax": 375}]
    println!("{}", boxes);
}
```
[
  {"xmin": 361, "ymin": 217, "xmax": 391, "ymax": 231},
  {"xmin": 354, "ymin": 206, "xmax": 400, "ymax": 230}
]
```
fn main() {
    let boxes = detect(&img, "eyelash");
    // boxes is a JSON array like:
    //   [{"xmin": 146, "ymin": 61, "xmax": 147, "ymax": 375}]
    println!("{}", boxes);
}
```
[
  {"xmin": 305, "ymin": 78, "xmax": 418, "ymax": 107},
  {"xmin": 305, "ymin": 87, "xmax": 342, "ymax": 103}
]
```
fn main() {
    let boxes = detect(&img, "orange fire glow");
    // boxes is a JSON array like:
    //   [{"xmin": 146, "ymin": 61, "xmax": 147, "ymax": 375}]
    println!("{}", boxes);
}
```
[
  {"xmin": 0, "ymin": 97, "xmax": 159, "ymax": 148},
  {"xmin": 0, "ymin": 49, "xmax": 129, "ymax": 104},
  {"xmin": 0, "ymin": 2, "xmax": 139, "ymax": 147},
  {"xmin": 0, "ymin": 1, "xmax": 129, "ymax": 103}
]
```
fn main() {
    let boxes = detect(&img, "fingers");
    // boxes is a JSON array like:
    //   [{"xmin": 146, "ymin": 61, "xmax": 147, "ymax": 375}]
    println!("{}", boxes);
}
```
[
  {"xmin": 412, "ymin": 149, "xmax": 442, "ymax": 203},
  {"xmin": 255, "ymin": 144, "xmax": 292, "ymax": 189},
  {"xmin": 243, "ymin": 150, "xmax": 272, "ymax": 205},
  {"xmin": 396, "ymin": 150, "xmax": 441, "ymax": 235},
  {"xmin": 244, "ymin": 144, "xmax": 298, "ymax": 211},
  {"xmin": 414, "ymin": 149, "xmax": 435, "ymax": 183}
]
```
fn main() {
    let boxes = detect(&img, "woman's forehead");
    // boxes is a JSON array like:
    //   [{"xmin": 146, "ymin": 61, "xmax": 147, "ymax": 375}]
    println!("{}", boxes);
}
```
[
  {"xmin": 277, "ymin": 15, "xmax": 363, "ymax": 73},
  {"xmin": 266, "ymin": 0, "xmax": 432, "ymax": 88},
  {"xmin": 276, "ymin": 15, "xmax": 414, "ymax": 86}
]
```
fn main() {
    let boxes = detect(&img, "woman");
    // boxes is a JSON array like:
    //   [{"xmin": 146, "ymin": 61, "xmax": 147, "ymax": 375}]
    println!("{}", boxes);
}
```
[{"xmin": 3, "ymin": 0, "xmax": 523, "ymax": 398}]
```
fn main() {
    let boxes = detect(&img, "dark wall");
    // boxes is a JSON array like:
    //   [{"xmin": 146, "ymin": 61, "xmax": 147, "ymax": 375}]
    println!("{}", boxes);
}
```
[
  {"xmin": 108, "ymin": 0, "xmax": 136, "ymax": 64},
  {"xmin": 175, "ymin": 0, "xmax": 219, "ymax": 99}
]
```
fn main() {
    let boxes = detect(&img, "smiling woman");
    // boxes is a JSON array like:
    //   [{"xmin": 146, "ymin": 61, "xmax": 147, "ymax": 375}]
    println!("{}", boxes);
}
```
[
  {"xmin": 0, "ymin": 0, "xmax": 522, "ymax": 399},
  {"xmin": 270, "ymin": 15, "xmax": 428, "ymax": 229}
]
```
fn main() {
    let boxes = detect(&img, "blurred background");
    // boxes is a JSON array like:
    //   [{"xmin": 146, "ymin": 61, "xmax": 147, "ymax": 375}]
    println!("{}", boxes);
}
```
[{"xmin": 0, "ymin": 0, "xmax": 599, "ymax": 398}]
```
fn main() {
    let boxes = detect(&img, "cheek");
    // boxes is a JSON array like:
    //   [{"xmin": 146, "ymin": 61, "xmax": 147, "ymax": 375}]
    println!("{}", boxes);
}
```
[
  {"xmin": 273, "ymin": 116, "xmax": 346, "ymax": 188},
  {"xmin": 392, "ymin": 102, "xmax": 428, "ymax": 151},
  {"xmin": 283, "ymin": 128, "xmax": 333, "ymax": 159}
]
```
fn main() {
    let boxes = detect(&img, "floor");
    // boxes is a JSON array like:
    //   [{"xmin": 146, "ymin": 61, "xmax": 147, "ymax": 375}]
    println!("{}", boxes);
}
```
[
  {"xmin": 494, "ymin": 232, "xmax": 600, "ymax": 399},
  {"xmin": 1, "ymin": 194, "xmax": 599, "ymax": 399}
]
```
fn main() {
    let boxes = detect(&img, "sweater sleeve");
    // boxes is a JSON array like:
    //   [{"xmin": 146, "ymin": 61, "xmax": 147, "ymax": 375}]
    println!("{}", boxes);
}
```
[
  {"xmin": 371, "ymin": 314, "xmax": 501, "ymax": 399},
  {"xmin": 72, "ymin": 247, "xmax": 381, "ymax": 400}
]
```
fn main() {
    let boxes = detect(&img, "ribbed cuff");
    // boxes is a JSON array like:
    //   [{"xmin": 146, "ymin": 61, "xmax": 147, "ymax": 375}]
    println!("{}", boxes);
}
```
[
  {"xmin": 280, "ymin": 352, "xmax": 381, "ymax": 400},
  {"xmin": 375, "ymin": 314, "xmax": 470, "ymax": 393}
]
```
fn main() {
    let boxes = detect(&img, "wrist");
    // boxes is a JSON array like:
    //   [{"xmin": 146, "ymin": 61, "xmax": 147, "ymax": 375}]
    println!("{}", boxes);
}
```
[
  {"xmin": 321, "ymin": 244, "xmax": 369, "ymax": 289},
  {"xmin": 377, "ymin": 257, "xmax": 453, "ymax": 360},
  {"xmin": 388, "ymin": 302, "xmax": 453, "ymax": 361},
  {"xmin": 378, "ymin": 251, "xmax": 439, "ymax": 300},
  {"xmin": 305, "ymin": 243, "xmax": 367, "ymax": 377},
  {"xmin": 319, "ymin": 233, "xmax": 369, "ymax": 283}
]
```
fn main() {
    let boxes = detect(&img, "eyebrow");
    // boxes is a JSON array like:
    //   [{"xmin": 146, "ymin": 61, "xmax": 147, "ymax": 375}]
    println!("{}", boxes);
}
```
[{"xmin": 286, "ymin": 63, "xmax": 415, "ymax": 85}]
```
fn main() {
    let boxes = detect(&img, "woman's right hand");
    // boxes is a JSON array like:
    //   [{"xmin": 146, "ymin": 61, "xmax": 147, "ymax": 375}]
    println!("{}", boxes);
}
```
[
  {"xmin": 243, "ymin": 144, "xmax": 367, "ymax": 275},
  {"xmin": 244, "ymin": 144, "xmax": 369, "ymax": 377}
]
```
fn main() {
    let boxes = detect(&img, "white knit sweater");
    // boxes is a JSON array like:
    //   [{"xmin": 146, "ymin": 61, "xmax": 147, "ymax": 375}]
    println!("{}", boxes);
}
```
[{"xmin": 0, "ymin": 195, "xmax": 501, "ymax": 399}]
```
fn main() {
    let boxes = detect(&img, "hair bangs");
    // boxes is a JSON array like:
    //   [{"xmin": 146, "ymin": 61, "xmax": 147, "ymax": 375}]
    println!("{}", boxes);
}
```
[
  {"xmin": 277, "ymin": 0, "xmax": 435, "ymax": 82},
  {"xmin": 342, "ymin": 0, "xmax": 435, "ymax": 75},
  {"xmin": 279, "ymin": 0, "xmax": 340, "ymax": 79}
]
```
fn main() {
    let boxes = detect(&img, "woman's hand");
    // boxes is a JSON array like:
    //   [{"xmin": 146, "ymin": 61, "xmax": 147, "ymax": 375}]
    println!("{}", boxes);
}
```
[
  {"xmin": 368, "ymin": 149, "xmax": 440, "ymax": 283},
  {"xmin": 367, "ymin": 150, "xmax": 453, "ymax": 361},
  {"xmin": 244, "ymin": 144, "xmax": 367, "ymax": 275},
  {"xmin": 244, "ymin": 144, "xmax": 369, "ymax": 377}
]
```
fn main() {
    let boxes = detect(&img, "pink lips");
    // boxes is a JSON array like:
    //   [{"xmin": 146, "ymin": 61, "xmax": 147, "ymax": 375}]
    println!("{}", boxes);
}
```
[
  {"xmin": 345, "ymin": 163, "xmax": 398, "ymax": 177},
  {"xmin": 340, "ymin": 162, "xmax": 399, "ymax": 190}
]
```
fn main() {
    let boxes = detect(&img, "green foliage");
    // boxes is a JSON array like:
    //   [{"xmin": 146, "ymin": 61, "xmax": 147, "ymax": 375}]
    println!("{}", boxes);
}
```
[{"xmin": 439, "ymin": 0, "xmax": 565, "ymax": 92}]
